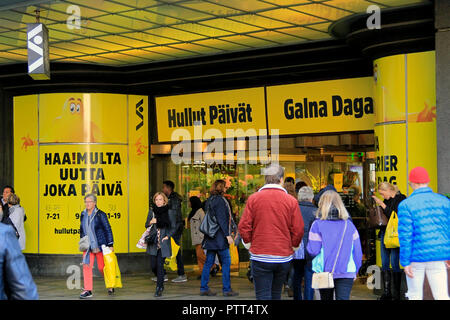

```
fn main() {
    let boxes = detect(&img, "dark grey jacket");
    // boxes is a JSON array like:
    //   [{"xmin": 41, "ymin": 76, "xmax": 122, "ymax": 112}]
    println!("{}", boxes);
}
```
[
  {"xmin": 299, "ymin": 201, "xmax": 317, "ymax": 260},
  {"xmin": 145, "ymin": 209, "xmax": 177, "ymax": 258},
  {"xmin": 0, "ymin": 223, "xmax": 38, "ymax": 300},
  {"xmin": 167, "ymin": 192, "xmax": 183, "ymax": 244}
]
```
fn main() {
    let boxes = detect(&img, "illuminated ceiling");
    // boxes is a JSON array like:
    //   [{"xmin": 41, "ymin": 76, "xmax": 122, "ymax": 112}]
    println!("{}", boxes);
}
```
[{"xmin": 0, "ymin": 0, "xmax": 428, "ymax": 67}]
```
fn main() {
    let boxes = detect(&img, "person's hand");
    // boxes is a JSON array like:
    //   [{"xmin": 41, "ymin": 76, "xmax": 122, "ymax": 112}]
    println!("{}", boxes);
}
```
[
  {"xmin": 150, "ymin": 218, "xmax": 157, "ymax": 225},
  {"xmin": 446, "ymin": 260, "xmax": 450, "ymax": 268},
  {"xmin": 227, "ymin": 236, "xmax": 233, "ymax": 245},
  {"xmin": 404, "ymin": 265, "xmax": 414, "ymax": 278},
  {"xmin": 372, "ymin": 195, "xmax": 382, "ymax": 205},
  {"xmin": 110, "ymin": 247, "xmax": 114, "ymax": 252},
  {"xmin": 162, "ymin": 236, "xmax": 169, "ymax": 242}
]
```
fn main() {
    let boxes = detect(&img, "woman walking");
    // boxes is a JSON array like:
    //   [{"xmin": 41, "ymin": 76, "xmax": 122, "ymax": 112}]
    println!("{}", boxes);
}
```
[
  {"xmin": 372, "ymin": 182, "xmax": 406, "ymax": 300},
  {"xmin": 200, "ymin": 180, "xmax": 238, "ymax": 297},
  {"xmin": 145, "ymin": 192, "xmax": 176, "ymax": 297},
  {"xmin": 307, "ymin": 190, "xmax": 363, "ymax": 300},
  {"xmin": 188, "ymin": 196, "xmax": 206, "ymax": 279},
  {"xmin": 79, "ymin": 194, "xmax": 115, "ymax": 299}
]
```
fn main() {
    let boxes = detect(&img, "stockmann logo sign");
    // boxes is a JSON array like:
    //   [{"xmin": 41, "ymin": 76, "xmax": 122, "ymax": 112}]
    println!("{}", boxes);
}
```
[{"xmin": 136, "ymin": 99, "xmax": 144, "ymax": 131}]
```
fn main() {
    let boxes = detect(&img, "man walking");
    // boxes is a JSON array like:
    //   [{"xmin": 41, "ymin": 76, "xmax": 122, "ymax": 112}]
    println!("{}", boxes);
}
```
[
  {"xmin": 398, "ymin": 166, "xmax": 450, "ymax": 300},
  {"xmin": 238, "ymin": 164, "xmax": 304, "ymax": 300},
  {"xmin": 163, "ymin": 180, "xmax": 188, "ymax": 283}
]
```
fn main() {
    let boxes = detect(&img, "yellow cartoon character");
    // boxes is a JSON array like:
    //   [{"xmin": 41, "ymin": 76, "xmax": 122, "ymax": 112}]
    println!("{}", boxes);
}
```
[{"xmin": 48, "ymin": 96, "xmax": 102, "ymax": 143}]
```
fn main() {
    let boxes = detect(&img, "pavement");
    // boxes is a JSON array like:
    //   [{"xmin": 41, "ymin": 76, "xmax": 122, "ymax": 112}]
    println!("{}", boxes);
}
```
[{"xmin": 34, "ymin": 262, "xmax": 379, "ymax": 300}]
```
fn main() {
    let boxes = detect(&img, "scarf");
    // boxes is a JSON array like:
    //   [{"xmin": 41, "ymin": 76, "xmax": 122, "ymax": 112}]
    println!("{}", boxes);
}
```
[
  {"xmin": 153, "ymin": 205, "xmax": 170, "ymax": 229},
  {"xmin": 82, "ymin": 207, "xmax": 99, "ymax": 265}
]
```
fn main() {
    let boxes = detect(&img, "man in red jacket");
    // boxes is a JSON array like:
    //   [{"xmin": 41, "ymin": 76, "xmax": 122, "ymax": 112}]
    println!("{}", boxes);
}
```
[{"xmin": 238, "ymin": 164, "xmax": 304, "ymax": 300}]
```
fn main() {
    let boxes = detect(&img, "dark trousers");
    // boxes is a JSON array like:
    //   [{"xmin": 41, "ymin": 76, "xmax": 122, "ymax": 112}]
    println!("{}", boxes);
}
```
[
  {"xmin": 319, "ymin": 278, "xmax": 354, "ymax": 300},
  {"xmin": 151, "ymin": 249, "xmax": 165, "ymax": 288},
  {"xmin": 292, "ymin": 259, "xmax": 314, "ymax": 300},
  {"xmin": 251, "ymin": 260, "xmax": 291, "ymax": 300},
  {"xmin": 176, "ymin": 249, "xmax": 185, "ymax": 276}
]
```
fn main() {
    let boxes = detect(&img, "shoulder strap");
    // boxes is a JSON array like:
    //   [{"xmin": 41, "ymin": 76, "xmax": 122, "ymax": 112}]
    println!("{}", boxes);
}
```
[{"xmin": 331, "ymin": 220, "xmax": 348, "ymax": 274}]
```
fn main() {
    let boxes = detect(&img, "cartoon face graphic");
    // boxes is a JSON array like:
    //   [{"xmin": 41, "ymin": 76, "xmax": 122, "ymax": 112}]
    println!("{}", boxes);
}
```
[{"xmin": 67, "ymin": 97, "xmax": 82, "ymax": 115}]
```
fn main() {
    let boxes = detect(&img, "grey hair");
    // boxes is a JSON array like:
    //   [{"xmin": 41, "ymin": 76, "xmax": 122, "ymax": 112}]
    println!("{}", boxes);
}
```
[
  {"xmin": 298, "ymin": 186, "xmax": 314, "ymax": 202},
  {"xmin": 84, "ymin": 193, "xmax": 97, "ymax": 203},
  {"xmin": 262, "ymin": 163, "xmax": 285, "ymax": 184}
]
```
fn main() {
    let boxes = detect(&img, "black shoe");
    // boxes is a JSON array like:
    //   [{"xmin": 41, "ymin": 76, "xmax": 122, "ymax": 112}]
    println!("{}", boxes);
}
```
[
  {"xmin": 200, "ymin": 289, "xmax": 217, "ymax": 296},
  {"xmin": 154, "ymin": 287, "xmax": 164, "ymax": 297},
  {"xmin": 378, "ymin": 270, "xmax": 392, "ymax": 301},
  {"xmin": 223, "ymin": 290, "xmax": 239, "ymax": 297},
  {"xmin": 79, "ymin": 290, "xmax": 93, "ymax": 299},
  {"xmin": 392, "ymin": 271, "xmax": 403, "ymax": 300},
  {"xmin": 108, "ymin": 288, "xmax": 115, "ymax": 296}
]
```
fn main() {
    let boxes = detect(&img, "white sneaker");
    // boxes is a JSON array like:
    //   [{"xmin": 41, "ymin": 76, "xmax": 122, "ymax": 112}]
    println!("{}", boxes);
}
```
[
  {"xmin": 151, "ymin": 275, "xmax": 168, "ymax": 282},
  {"xmin": 172, "ymin": 275, "xmax": 188, "ymax": 283}
]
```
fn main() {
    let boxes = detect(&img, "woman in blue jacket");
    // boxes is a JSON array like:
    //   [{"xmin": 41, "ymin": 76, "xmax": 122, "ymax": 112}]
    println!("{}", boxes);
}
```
[
  {"xmin": 200, "ymin": 180, "xmax": 238, "ymax": 297},
  {"xmin": 79, "ymin": 193, "xmax": 114, "ymax": 299}
]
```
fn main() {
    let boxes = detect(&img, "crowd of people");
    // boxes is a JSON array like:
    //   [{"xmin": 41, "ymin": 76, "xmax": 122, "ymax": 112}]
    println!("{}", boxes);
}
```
[{"xmin": 0, "ymin": 165, "xmax": 449, "ymax": 301}]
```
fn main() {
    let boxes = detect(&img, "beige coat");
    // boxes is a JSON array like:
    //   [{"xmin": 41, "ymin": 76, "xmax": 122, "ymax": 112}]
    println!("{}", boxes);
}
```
[{"xmin": 190, "ymin": 208, "xmax": 205, "ymax": 246}]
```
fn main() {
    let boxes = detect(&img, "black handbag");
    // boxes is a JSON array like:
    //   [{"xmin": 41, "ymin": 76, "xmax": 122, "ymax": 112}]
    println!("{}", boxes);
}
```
[
  {"xmin": 199, "ymin": 200, "xmax": 219, "ymax": 238},
  {"xmin": 145, "ymin": 226, "xmax": 158, "ymax": 244}
]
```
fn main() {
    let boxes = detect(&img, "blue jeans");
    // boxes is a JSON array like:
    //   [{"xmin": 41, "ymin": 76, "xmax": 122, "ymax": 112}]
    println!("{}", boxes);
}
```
[
  {"xmin": 251, "ymin": 260, "xmax": 291, "ymax": 300},
  {"xmin": 379, "ymin": 229, "xmax": 400, "ymax": 272},
  {"xmin": 200, "ymin": 249, "xmax": 231, "ymax": 293},
  {"xmin": 292, "ymin": 259, "xmax": 314, "ymax": 300},
  {"xmin": 319, "ymin": 278, "xmax": 354, "ymax": 300}
]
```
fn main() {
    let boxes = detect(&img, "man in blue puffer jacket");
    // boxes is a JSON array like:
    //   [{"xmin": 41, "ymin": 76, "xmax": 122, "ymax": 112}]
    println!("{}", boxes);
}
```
[{"xmin": 398, "ymin": 166, "xmax": 450, "ymax": 300}]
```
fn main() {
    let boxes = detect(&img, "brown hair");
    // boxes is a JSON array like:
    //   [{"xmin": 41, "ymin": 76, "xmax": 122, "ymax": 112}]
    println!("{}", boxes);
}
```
[
  {"xmin": 210, "ymin": 179, "xmax": 226, "ymax": 195},
  {"xmin": 153, "ymin": 192, "xmax": 168, "ymax": 205},
  {"xmin": 284, "ymin": 181, "xmax": 297, "ymax": 199}
]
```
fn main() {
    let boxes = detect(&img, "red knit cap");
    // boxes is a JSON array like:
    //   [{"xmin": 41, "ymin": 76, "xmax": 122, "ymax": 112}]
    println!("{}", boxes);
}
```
[{"xmin": 409, "ymin": 166, "xmax": 430, "ymax": 184}]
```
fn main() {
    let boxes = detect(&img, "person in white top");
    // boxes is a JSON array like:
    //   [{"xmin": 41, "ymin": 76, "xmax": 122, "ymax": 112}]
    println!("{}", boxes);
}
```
[{"xmin": 7, "ymin": 193, "xmax": 26, "ymax": 251}]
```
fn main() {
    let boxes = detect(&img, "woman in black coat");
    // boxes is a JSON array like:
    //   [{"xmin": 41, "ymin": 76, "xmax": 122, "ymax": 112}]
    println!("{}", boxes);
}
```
[
  {"xmin": 145, "ymin": 192, "xmax": 176, "ymax": 297},
  {"xmin": 372, "ymin": 182, "xmax": 406, "ymax": 300},
  {"xmin": 199, "ymin": 180, "xmax": 238, "ymax": 297}
]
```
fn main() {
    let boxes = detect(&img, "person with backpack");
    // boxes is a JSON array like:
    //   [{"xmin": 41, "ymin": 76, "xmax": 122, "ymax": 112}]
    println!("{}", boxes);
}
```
[{"xmin": 199, "ymin": 180, "xmax": 239, "ymax": 297}]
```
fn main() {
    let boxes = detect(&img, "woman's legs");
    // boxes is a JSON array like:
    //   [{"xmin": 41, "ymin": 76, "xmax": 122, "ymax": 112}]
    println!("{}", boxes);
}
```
[
  {"xmin": 156, "ymin": 249, "xmax": 165, "ymax": 289},
  {"xmin": 82, "ymin": 251, "xmax": 104, "ymax": 292},
  {"xmin": 195, "ymin": 244, "xmax": 206, "ymax": 275},
  {"xmin": 200, "ymin": 250, "xmax": 216, "ymax": 292},
  {"xmin": 292, "ymin": 259, "xmax": 305, "ymax": 300}
]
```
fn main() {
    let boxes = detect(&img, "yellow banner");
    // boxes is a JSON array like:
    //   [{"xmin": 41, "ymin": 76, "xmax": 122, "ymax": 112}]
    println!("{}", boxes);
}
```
[
  {"xmin": 155, "ymin": 87, "xmax": 267, "ymax": 142},
  {"xmin": 13, "ymin": 95, "xmax": 39, "ymax": 254},
  {"xmin": 14, "ymin": 93, "xmax": 149, "ymax": 254},
  {"xmin": 266, "ymin": 77, "xmax": 375, "ymax": 135},
  {"xmin": 39, "ymin": 145, "xmax": 128, "ymax": 254}
]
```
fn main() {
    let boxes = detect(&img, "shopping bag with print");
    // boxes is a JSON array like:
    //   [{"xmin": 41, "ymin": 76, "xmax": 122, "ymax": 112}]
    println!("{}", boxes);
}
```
[
  {"xmin": 103, "ymin": 246, "xmax": 123, "ymax": 288},
  {"xmin": 384, "ymin": 211, "xmax": 400, "ymax": 249}
]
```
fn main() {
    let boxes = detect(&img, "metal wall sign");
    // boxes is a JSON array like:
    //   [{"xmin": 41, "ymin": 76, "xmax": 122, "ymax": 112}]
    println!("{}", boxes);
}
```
[{"xmin": 27, "ymin": 23, "xmax": 50, "ymax": 80}]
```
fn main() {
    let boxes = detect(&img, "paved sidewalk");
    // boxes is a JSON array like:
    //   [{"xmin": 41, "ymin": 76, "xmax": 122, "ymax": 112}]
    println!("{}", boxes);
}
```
[{"xmin": 34, "ymin": 264, "xmax": 378, "ymax": 300}]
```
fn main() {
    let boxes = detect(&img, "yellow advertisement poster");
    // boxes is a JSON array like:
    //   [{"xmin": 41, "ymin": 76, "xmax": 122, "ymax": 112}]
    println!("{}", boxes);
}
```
[
  {"xmin": 155, "ymin": 87, "xmax": 267, "ymax": 142},
  {"xmin": 374, "ymin": 124, "xmax": 407, "ymax": 194},
  {"xmin": 13, "ymin": 95, "xmax": 39, "ymax": 254},
  {"xmin": 14, "ymin": 93, "xmax": 149, "ymax": 254},
  {"xmin": 128, "ymin": 95, "xmax": 150, "ymax": 253},
  {"xmin": 39, "ymin": 145, "xmax": 128, "ymax": 254},
  {"xmin": 39, "ymin": 93, "xmax": 128, "ymax": 144},
  {"xmin": 266, "ymin": 77, "xmax": 375, "ymax": 135}
]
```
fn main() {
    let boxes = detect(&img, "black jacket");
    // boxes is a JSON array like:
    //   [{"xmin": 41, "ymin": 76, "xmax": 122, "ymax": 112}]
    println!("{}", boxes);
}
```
[
  {"xmin": 0, "ymin": 223, "xmax": 39, "ymax": 300},
  {"xmin": 380, "ymin": 192, "xmax": 406, "ymax": 232},
  {"xmin": 167, "ymin": 192, "xmax": 183, "ymax": 244},
  {"xmin": 298, "ymin": 201, "xmax": 317, "ymax": 260}
]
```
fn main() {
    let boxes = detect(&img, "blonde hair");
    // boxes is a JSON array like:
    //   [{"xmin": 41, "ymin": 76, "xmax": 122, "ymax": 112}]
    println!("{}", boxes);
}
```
[
  {"xmin": 7, "ymin": 193, "xmax": 20, "ymax": 206},
  {"xmin": 378, "ymin": 182, "xmax": 399, "ymax": 193},
  {"xmin": 153, "ymin": 192, "xmax": 168, "ymax": 205},
  {"xmin": 317, "ymin": 190, "xmax": 349, "ymax": 220}
]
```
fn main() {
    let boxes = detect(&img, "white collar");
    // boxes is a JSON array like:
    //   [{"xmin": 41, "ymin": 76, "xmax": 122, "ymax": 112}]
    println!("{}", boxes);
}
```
[{"xmin": 258, "ymin": 184, "xmax": 288, "ymax": 193}]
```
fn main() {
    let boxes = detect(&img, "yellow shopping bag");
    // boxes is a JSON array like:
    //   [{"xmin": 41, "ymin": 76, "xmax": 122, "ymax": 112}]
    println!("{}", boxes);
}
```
[
  {"xmin": 165, "ymin": 238, "xmax": 180, "ymax": 272},
  {"xmin": 229, "ymin": 243, "xmax": 239, "ymax": 266},
  {"xmin": 103, "ymin": 251, "xmax": 122, "ymax": 289},
  {"xmin": 384, "ymin": 211, "xmax": 400, "ymax": 249}
]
